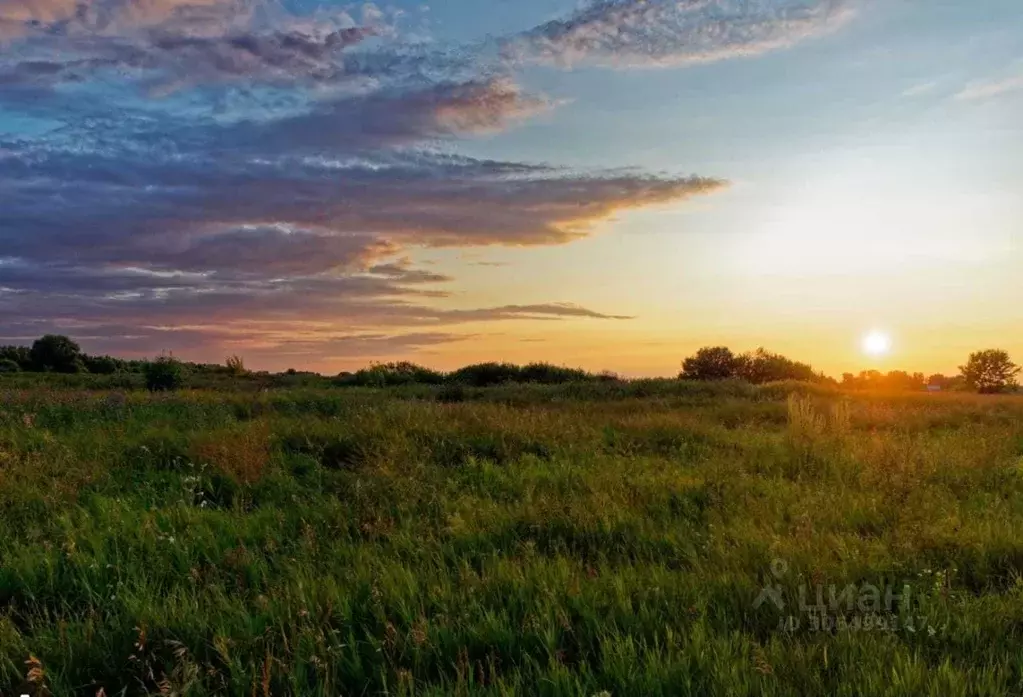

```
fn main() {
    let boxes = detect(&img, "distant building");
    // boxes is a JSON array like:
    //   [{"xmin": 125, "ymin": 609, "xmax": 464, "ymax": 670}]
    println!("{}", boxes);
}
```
[{"xmin": 926, "ymin": 385, "xmax": 942, "ymax": 393}]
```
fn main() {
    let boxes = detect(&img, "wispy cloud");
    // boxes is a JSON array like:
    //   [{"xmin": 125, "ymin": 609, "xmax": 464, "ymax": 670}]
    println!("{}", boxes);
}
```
[
  {"xmin": 504, "ymin": 0, "xmax": 855, "ymax": 69},
  {"xmin": 955, "ymin": 74, "xmax": 1023, "ymax": 102},
  {"xmin": 902, "ymin": 80, "xmax": 940, "ymax": 98}
]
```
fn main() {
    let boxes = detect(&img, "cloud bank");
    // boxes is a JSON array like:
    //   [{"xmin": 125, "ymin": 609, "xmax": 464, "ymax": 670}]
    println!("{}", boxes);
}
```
[{"xmin": 0, "ymin": 0, "xmax": 856, "ymax": 368}]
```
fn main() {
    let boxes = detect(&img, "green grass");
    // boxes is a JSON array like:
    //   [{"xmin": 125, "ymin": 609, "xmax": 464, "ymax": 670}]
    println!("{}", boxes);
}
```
[{"xmin": 1, "ymin": 382, "xmax": 1023, "ymax": 695}]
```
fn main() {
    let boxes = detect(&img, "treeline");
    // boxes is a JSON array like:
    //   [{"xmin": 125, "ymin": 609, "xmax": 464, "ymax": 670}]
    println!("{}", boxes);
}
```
[
  {"xmin": 680, "ymin": 347, "xmax": 826, "ymax": 384},
  {"xmin": 680, "ymin": 346, "xmax": 1020, "ymax": 394},
  {"xmin": 0, "ymin": 335, "xmax": 620, "ymax": 390},
  {"xmin": 3, "ymin": 335, "xmax": 1020, "ymax": 394},
  {"xmin": 1, "ymin": 336, "xmax": 138, "ymax": 375},
  {"xmin": 337, "ymin": 361, "xmax": 617, "ymax": 388},
  {"xmin": 1, "ymin": 335, "xmax": 240, "ymax": 377},
  {"xmin": 840, "ymin": 371, "xmax": 958, "ymax": 392}
]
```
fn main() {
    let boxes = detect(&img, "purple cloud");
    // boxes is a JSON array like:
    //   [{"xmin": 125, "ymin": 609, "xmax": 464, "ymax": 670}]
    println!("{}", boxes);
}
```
[{"xmin": 505, "ymin": 0, "xmax": 855, "ymax": 69}]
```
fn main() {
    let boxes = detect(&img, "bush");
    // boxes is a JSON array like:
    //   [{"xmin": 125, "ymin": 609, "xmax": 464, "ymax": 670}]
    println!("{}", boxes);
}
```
[
  {"xmin": 0, "ymin": 345, "xmax": 30, "ymax": 370},
  {"xmin": 84, "ymin": 355, "xmax": 121, "ymax": 375},
  {"xmin": 341, "ymin": 362, "xmax": 445, "ymax": 387},
  {"xmin": 518, "ymin": 362, "xmax": 592, "ymax": 384},
  {"xmin": 144, "ymin": 356, "xmax": 186, "ymax": 391},
  {"xmin": 448, "ymin": 362, "xmax": 523, "ymax": 387},
  {"xmin": 225, "ymin": 355, "xmax": 247, "ymax": 376},
  {"xmin": 0, "ymin": 358, "xmax": 20, "ymax": 373},
  {"xmin": 436, "ymin": 384, "xmax": 468, "ymax": 403}
]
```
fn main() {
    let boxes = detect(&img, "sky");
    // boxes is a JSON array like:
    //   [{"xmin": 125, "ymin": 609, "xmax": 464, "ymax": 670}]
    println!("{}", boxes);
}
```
[{"xmin": 1, "ymin": 0, "xmax": 1021, "ymax": 377}]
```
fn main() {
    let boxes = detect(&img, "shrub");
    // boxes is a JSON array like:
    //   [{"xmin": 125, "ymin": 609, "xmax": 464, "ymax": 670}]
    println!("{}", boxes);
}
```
[
  {"xmin": 83, "ymin": 355, "xmax": 121, "ymax": 374},
  {"xmin": 436, "ymin": 384, "xmax": 468, "ymax": 403},
  {"xmin": 448, "ymin": 362, "xmax": 522, "ymax": 387},
  {"xmin": 144, "ymin": 356, "xmax": 186, "ymax": 391},
  {"xmin": 519, "ymin": 362, "xmax": 592, "ymax": 384},
  {"xmin": 225, "ymin": 355, "xmax": 247, "ymax": 376},
  {"xmin": 342, "ymin": 362, "xmax": 445, "ymax": 387},
  {"xmin": 0, "ymin": 345, "xmax": 30, "ymax": 370},
  {"xmin": 0, "ymin": 358, "xmax": 20, "ymax": 373}
]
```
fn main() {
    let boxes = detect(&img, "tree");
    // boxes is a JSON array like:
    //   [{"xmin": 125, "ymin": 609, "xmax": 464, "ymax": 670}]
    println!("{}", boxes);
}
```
[
  {"xmin": 959, "ymin": 350, "xmax": 1020, "ymax": 394},
  {"xmin": 0, "ymin": 345, "xmax": 31, "ymax": 370},
  {"xmin": 29, "ymin": 334, "xmax": 83, "ymax": 373},
  {"xmin": 0, "ymin": 358, "xmax": 20, "ymax": 373},
  {"xmin": 735, "ymin": 348, "xmax": 818, "ymax": 384},
  {"xmin": 144, "ymin": 356, "xmax": 186, "ymax": 391},
  {"xmin": 680, "ymin": 347, "xmax": 740, "ymax": 381},
  {"xmin": 84, "ymin": 355, "xmax": 121, "ymax": 375}
]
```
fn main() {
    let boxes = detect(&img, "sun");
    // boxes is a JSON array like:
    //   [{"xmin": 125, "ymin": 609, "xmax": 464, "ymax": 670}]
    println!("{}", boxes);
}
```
[{"xmin": 862, "ymin": 330, "xmax": 892, "ymax": 358}]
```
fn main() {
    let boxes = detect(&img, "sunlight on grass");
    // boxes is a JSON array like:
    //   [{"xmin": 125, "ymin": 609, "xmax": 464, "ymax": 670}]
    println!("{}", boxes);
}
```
[{"xmin": 0, "ymin": 384, "xmax": 1022, "ymax": 695}]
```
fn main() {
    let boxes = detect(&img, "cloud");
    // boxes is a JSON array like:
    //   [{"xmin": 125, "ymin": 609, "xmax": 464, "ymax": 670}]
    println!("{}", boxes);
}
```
[
  {"xmin": 367, "ymin": 258, "xmax": 454, "ymax": 284},
  {"xmin": 230, "ymin": 78, "xmax": 553, "ymax": 150},
  {"xmin": 0, "ymin": 0, "xmax": 743, "ymax": 367},
  {"xmin": 0, "ymin": 20, "xmax": 380, "ymax": 93},
  {"xmin": 0, "ymin": 140, "xmax": 725, "ymax": 265},
  {"xmin": 0, "ymin": 0, "xmax": 249, "ymax": 39},
  {"xmin": 901, "ymin": 80, "xmax": 939, "ymax": 98},
  {"xmin": 955, "ymin": 74, "xmax": 1023, "ymax": 102},
  {"xmin": 0, "ymin": 119, "xmax": 714, "ymax": 363},
  {"xmin": 0, "ymin": 0, "xmax": 391, "ymax": 93},
  {"xmin": 444, "ymin": 303, "xmax": 633, "ymax": 321},
  {"xmin": 505, "ymin": 0, "xmax": 855, "ymax": 69}
]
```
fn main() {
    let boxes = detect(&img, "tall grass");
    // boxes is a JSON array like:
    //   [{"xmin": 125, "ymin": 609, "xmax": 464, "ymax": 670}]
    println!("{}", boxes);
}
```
[{"xmin": 0, "ymin": 385, "xmax": 1022, "ymax": 695}]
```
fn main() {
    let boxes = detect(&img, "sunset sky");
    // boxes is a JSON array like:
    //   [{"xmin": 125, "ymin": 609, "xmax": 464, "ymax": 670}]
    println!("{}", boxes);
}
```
[{"xmin": 1, "ymin": 0, "xmax": 1021, "ymax": 376}]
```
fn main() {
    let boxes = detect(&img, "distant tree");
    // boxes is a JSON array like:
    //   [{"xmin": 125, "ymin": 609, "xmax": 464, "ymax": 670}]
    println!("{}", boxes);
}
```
[
  {"xmin": 225, "ymin": 355, "xmax": 247, "ymax": 376},
  {"xmin": 927, "ymin": 374, "xmax": 965, "ymax": 391},
  {"xmin": 30, "ymin": 334, "xmax": 83, "ymax": 373},
  {"xmin": 0, "ymin": 358, "xmax": 20, "ymax": 373},
  {"xmin": 680, "ymin": 347, "xmax": 740, "ymax": 381},
  {"xmin": 0, "ymin": 345, "xmax": 31, "ymax": 370},
  {"xmin": 144, "ymin": 355, "xmax": 186, "ymax": 391},
  {"xmin": 884, "ymin": 371, "xmax": 926, "ymax": 391},
  {"xmin": 735, "ymin": 348, "xmax": 818, "ymax": 384},
  {"xmin": 959, "ymin": 350, "xmax": 1020, "ymax": 394},
  {"xmin": 842, "ymin": 370, "xmax": 926, "ymax": 391},
  {"xmin": 84, "ymin": 355, "xmax": 121, "ymax": 375}
]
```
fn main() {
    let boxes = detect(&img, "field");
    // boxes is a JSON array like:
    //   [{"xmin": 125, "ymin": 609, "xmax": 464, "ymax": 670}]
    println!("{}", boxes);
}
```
[{"xmin": 1, "ymin": 381, "xmax": 1023, "ymax": 696}]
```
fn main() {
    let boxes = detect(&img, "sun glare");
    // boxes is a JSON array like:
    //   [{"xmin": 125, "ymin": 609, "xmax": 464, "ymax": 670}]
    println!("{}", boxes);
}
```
[{"xmin": 862, "ymin": 330, "xmax": 892, "ymax": 357}]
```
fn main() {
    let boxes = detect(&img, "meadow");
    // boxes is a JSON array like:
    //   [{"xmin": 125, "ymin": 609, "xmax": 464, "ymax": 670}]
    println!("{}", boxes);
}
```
[{"xmin": 1, "ymin": 380, "xmax": 1022, "ymax": 696}]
